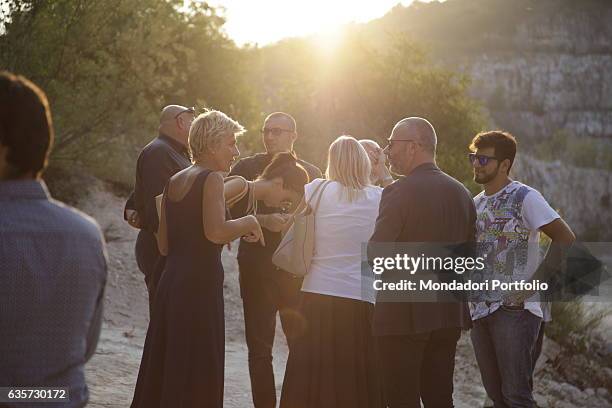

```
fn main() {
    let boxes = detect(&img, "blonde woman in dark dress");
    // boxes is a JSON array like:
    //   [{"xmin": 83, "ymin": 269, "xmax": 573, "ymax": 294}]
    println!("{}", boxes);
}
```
[{"xmin": 131, "ymin": 110, "xmax": 263, "ymax": 408}]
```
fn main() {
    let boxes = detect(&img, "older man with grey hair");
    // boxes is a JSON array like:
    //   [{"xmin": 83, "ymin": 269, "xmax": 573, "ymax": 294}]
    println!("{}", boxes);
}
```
[
  {"xmin": 125, "ymin": 104, "xmax": 195, "ymax": 313},
  {"xmin": 369, "ymin": 117, "xmax": 475, "ymax": 407}
]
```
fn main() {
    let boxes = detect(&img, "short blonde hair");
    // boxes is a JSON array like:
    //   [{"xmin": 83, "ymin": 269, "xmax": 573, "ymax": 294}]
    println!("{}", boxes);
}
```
[
  {"xmin": 325, "ymin": 135, "xmax": 372, "ymax": 202},
  {"xmin": 188, "ymin": 109, "xmax": 245, "ymax": 161}
]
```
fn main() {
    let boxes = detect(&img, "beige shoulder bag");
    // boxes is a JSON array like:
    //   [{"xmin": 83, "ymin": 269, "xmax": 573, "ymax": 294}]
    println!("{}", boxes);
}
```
[{"xmin": 272, "ymin": 180, "xmax": 331, "ymax": 277}]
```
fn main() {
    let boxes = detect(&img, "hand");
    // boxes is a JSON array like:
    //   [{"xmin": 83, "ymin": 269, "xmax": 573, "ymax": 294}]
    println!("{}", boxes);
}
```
[
  {"xmin": 242, "ymin": 215, "xmax": 265, "ymax": 246},
  {"xmin": 502, "ymin": 290, "xmax": 532, "ymax": 306},
  {"xmin": 280, "ymin": 200, "xmax": 293, "ymax": 213},
  {"xmin": 376, "ymin": 149, "xmax": 390, "ymax": 173},
  {"xmin": 376, "ymin": 150, "xmax": 393, "ymax": 186},
  {"xmin": 364, "ymin": 147, "xmax": 380, "ymax": 179},
  {"xmin": 367, "ymin": 146, "xmax": 388, "ymax": 183},
  {"xmin": 260, "ymin": 213, "xmax": 291, "ymax": 232},
  {"xmin": 125, "ymin": 209, "xmax": 142, "ymax": 229}
]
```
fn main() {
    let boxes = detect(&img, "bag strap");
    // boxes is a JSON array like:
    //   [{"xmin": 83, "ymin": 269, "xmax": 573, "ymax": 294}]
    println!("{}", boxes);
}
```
[
  {"xmin": 303, "ymin": 179, "xmax": 328, "ymax": 209},
  {"xmin": 225, "ymin": 175, "xmax": 250, "ymax": 208},
  {"xmin": 311, "ymin": 180, "xmax": 332, "ymax": 215}
]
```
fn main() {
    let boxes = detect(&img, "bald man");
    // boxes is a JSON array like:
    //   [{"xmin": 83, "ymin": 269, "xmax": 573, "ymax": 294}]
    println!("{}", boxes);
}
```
[
  {"xmin": 368, "ymin": 117, "xmax": 475, "ymax": 407},
  {"xmin": 127, "ymin": 105, "xmax": 195, "ymax": 313},
  {"xmin": 229, "ymin": 112, "xmax": 321, "ymax": 408}
]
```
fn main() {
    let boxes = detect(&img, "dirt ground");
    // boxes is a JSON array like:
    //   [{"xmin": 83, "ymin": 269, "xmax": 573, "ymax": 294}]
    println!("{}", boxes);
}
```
[{"xmin": 80, "ymin": 184, "xmax": 611, "ymax": 408}]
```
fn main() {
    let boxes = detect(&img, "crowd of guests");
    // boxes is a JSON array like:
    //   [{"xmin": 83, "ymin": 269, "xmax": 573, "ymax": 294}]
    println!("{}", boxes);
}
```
[{"xmin": 0, "ymin": 71, "xmax": 576, "ymax": 408}]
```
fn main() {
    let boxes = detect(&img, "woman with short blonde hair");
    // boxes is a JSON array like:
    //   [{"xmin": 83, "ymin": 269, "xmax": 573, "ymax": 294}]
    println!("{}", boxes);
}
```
[
  {"xmin": 132, "ymin": 109, "xmax": 261, "ymax": 408},
  {"xmin": 281, "ymin": 135, "xmax": 388, "ymax": 408},
  {"xmin": 189, "ymin": 109, "xmax": 245, "ymax": 163}
]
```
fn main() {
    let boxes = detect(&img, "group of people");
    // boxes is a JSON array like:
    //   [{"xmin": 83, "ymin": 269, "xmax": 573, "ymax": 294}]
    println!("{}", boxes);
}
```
[
  {"xmin": 0, "ymin": 70, "xmax": 576, "ymax": 408},
  {"xmin": 125, "ymin": 101, "xmax": 575, "ymax": 408}
]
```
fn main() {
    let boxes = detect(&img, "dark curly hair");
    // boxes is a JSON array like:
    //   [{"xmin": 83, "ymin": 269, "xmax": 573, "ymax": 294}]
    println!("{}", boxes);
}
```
[
  {"xmin": 258, "ymin": 152, "xmax": 309, "ymax": 193},
  {"xmin": 469, "ymin": 130, "xmax": 517, "ymax": 173}
]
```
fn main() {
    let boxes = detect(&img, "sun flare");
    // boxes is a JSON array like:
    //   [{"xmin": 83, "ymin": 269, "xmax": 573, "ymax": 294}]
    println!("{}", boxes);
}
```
[
  {"xmin": 313, "ymin": 26, "xmax": 345, "ymax": 56},
  {"xmin": 210, "ymin": 0, "xmax": 416, "ymax": 46}
]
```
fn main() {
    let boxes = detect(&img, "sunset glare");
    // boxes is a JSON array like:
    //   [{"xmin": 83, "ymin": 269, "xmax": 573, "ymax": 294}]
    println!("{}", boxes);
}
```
[{"xmin": 208, "ymin": 0, "xmax": 420, "ymax": 45}]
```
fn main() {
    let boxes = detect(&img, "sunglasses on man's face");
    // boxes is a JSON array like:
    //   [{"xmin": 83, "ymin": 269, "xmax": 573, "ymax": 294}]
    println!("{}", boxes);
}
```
[
  {"xmin": 261, "ymin": 127, "xmax": 293, "ymax": 137},
  {"xmin": 468, "ymin": 153, "xmax": 499, "ymax": 167}
]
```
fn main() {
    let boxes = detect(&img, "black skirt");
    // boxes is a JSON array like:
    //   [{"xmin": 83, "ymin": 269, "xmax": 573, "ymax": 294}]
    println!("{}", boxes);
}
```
[{"xmin": 280, "ymin": 292, "xmax": 384, "ymax": 408}]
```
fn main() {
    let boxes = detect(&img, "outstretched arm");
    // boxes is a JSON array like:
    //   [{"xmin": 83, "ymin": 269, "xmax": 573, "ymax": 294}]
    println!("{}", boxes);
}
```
[
  {"xmin": 224, "ymin": 176, "xmax": 249, "ymax": 206},
  {"xmin": 204, "ymin": 172, "xmax": 264, "ymax": 246},
  {"xmin": 156, "ymin": 192, "xmax": 168, "ymax": 255}
]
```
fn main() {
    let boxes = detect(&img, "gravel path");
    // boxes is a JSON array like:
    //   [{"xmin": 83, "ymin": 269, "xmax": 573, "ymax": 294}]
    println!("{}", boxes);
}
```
[{"xmin": 80, "ymin": 184, "xmax": 611, "ymax": 407}]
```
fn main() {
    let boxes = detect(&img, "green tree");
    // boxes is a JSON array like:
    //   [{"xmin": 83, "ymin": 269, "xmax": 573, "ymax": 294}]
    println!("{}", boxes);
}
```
[
  {"xmin": 0, "ymin": 0, "xmax": 257, "ymax": 184},
  {"xmin": 248, "ymin": 30, "xmax": 485, "ymax": 184}
]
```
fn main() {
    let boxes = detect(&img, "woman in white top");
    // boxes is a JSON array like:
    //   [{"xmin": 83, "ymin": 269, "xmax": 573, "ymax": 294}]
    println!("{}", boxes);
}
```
[{"xmin": 280, "ymin": 136, "xmax": 386, "ymax": 408}]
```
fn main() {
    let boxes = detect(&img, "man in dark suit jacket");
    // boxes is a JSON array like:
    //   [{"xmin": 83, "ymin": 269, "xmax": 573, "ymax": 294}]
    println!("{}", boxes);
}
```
[
  {"xmin": 125, "ymin": 105, "xmax": 194, "ymax": 313},
  {"xmin": 369, "ymin": 117, "xmax": 476, "ymax": 407}
]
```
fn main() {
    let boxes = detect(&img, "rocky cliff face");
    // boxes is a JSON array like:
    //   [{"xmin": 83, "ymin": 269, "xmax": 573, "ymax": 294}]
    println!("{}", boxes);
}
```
[
  {"xmin": 456, "ymin": 8, "xmax": 612, "ymax": 239},
  {"xmin": 461, "ymin": 10, "xmax": 612, "ymax": 141},
  {"xmin": 513, "ymin": 155, "xmax": 612, "ymax": 240},
  {"xmin": 370, "ymin": 1, "xmax": 612, "ymax": 238},
  {"xmin": 373, "ymin": 1, "xmax": 612, "ymax": 142}
]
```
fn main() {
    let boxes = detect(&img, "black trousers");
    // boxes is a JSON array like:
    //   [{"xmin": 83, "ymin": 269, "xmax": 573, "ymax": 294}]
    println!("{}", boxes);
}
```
[
  {"xmin": 376, "ymin": 327, "xmax": 462, "ymax": 408},
  {"xmin": 135, "ymin": 230, "xmax": 165, "ymax": 315},
  {"xmin": 239, "ymin": 260, "xmax": 304, "ymax": 408}
]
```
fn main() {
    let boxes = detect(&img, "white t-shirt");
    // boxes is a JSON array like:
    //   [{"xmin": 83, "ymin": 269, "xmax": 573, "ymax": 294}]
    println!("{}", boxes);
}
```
[
  {"xmin": 470, "ymin": 181, "xmax": 560, "ymax": 320},
  {"xmin": 301, "ymin": 179, "xmax": 382, "ymax": 303}
]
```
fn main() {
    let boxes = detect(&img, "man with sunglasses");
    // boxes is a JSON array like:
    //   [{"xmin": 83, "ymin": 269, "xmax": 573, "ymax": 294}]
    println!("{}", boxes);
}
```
[
  {"xmin": 228, "ymin": 112, "xmax": 321, "ymax": 408},
  {"xmin": 468, "ymin": 131, "xmax": 575, "ymax": 408},
  {"xmin": 125, "ymin": 104, "xmax": 195, "ymax": 313},
  {"xmin": 369, "ymin": 117, "xmax": 475, "ymax": 407}
]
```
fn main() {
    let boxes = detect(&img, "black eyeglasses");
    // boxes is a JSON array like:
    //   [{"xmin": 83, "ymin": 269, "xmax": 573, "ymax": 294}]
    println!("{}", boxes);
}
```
[
  {"xmin": 174, "ymin": 106, "xmax": 196, "ymax": 119},
  {"xmin": 261, "ymin": 127, "xmax": 294, "ymax": 136},
  {"xmin": 468, "ymin": 153, "xmax": 499, "ymax": 166}
]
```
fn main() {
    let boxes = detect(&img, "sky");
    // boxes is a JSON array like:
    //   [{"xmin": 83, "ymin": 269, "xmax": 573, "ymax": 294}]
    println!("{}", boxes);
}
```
[{"xmin": 207, "ymin": 0, "xmax": 420, "ymax": 46}]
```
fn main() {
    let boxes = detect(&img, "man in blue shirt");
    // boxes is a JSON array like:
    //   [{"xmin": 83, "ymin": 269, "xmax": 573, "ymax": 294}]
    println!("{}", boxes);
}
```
[{"xmin": 0, "ymin": 71, "xmax": 107, "ymax": 408}]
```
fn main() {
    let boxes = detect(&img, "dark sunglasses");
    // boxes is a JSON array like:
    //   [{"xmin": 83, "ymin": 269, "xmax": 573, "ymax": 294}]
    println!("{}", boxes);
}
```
[
  {"xmin": 261, "ymin": 127, "xmax": 293, "ymax": 136},
  {"xmin": 468, "ymin": 153, "xmax": 499, "ymax": 166},
  {"xmin": 174, "ymin": 106, "xmax": 196, "ymax": 119}
]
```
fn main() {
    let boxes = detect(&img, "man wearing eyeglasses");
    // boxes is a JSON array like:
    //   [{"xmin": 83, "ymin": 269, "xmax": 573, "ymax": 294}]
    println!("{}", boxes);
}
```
[
  {"xmin": 468, "ymin": 131, "xmax": 575, "ymax": 408},
  {"xmin": 125, "ymin": 104, "xmax": 195, "ymax": 313},
  {"xmin": 369, "ymin": 117, "xmax": 475, "ymax": 408},
  {"xmin": 229, "ymin": 112, "xmax": 321, "ymax": 408}
]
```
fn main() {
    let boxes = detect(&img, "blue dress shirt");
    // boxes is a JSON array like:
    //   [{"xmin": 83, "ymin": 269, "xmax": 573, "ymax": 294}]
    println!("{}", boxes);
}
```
[{"xmin": 0, "ymin": 180, "xmax": 107, "ymax": 408}]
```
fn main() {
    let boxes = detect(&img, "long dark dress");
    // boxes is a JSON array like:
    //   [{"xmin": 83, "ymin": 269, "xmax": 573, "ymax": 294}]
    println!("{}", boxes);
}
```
[
  {"xmin": 131, "ymin": 169, "xmax": 225, "ymax": 408},
  {"xmin": 280, "ymin": 292, "xmax": 384, "ymax": 408}
]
